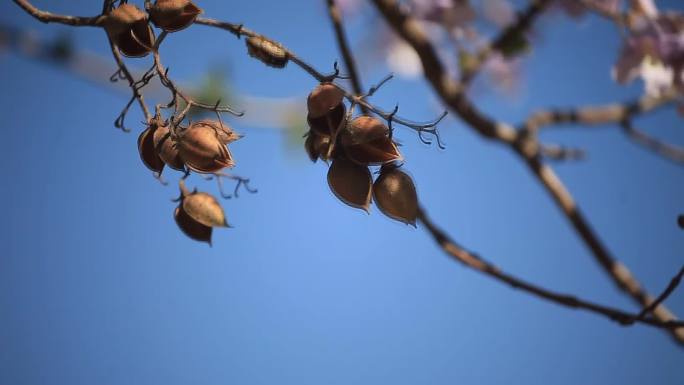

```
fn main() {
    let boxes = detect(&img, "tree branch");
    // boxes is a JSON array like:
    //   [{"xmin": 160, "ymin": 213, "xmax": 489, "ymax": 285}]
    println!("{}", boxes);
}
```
[
  {"xmin": 12, "ymin": 0, "xmax": 104, "ymax": 27},
  {"xmin": 369, "ymin": 0, "xmax": 684, "ymax": 343},
  {"xmin": 325, "ymin": 0, "xmax": 369, "ymax": 114},
  {"xmin": 417, "ymin": 207, "xmax": 684, "ymax": 331}
]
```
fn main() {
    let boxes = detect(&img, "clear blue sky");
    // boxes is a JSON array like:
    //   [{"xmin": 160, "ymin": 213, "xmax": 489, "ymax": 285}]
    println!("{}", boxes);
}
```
[{"xmin": 1, "ymin": 1, "xmax": 683, "ymax": 384}]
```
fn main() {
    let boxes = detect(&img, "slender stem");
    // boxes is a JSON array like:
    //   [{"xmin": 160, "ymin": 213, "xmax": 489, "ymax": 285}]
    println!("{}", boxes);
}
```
[
  {"xmin": 325, "ymin": 0, "xmax": 369, "ymax": 114},
  {"xmin": 13, "ymin": 0, "xmax": 104, "ymax": 26}
]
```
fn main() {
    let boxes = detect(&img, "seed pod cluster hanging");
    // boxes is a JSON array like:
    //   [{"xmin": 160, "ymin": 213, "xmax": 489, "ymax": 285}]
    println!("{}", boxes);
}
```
[{"xmin": 304, "ymin": 82, "xmax": 418, "ymax": 226}]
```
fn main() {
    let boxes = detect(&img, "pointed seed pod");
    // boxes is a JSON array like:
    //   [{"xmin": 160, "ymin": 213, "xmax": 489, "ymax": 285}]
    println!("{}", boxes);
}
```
[
  {"xmin": 373, "ymin": 167, "xmax": 419, "ymax": 226},
  {"xmin": 182, "ymin": 191, "xmax": 229, "ymax": 228},
  {"xmin": 344, "ymin": 136, "xmax": 402, "ymax": 166},
  {"xmin": 177, "ymin": 121, "xmax": 235, "ymax": 173},
  {"xmin": 174, "ymin": 205, "xmax": 213, "ymax": 245},
  {"xmin": 307, "ymin": 83, "xmax": 345, "ymax": 118},
  {"xmin": 246, "ymin": 36, "xmax": 288, "ymax": 68},
  {"xmin": 346, "ymin": 116, "xmax": 389, "ymax": 144},
  {"xmin": 104, "ymin": 4, "xmax": 155, "ymax": 58},
  {"xmin": 153, "ymin": 124, "xmax": 185, "ymax": 170},
  {"xmin": 147, "ymin": 0, "xmax": 202, "ymax": 32},
  {"xmin": 327, "ymin": 157, "xmax": 372, "ymax": 211},
  {"xmin": 137, "ymin": 125, "xmax": 165, "ymax": 173}
]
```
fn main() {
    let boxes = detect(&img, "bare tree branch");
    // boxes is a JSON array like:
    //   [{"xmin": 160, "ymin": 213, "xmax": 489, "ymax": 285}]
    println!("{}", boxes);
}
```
[
  {"xmin": 12, "ymin": 0, "xmax": 104, "ymax": 27},
  {"xmin": 417, "ymin": 207, "xmax": 684, "ymax": 330},
  {"xmin": 369, "ymin": 0, "xmax": 684, "ymax": 343},
  {"xmin": 325, "ymin": 0, "xmax": 369, "ymax": 114}
]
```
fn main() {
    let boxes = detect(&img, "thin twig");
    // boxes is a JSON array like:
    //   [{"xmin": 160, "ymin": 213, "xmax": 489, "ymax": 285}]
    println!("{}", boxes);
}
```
[
  {"xmin": 632, "ymin": 265, "xmax": 684, "ymax": 322},
  {"xmin": 325, "ymin": 0, "xmax": 369, "ymax": 114},
  {"xmin": 621, "ymin": 121, "xmax": 684, "ymax": 165},
  {"xmin": 13, "ymin": 0, "xmax": 104, "ymax": 26}
]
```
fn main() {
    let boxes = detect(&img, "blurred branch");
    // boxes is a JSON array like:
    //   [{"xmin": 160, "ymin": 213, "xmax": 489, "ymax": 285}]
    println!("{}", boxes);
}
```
[
  {"xmin": 369, "ymin": 0, "xmax": 684, "ymax": 343},
  {"xmin": 461, "ymin": 0, "xmax": 552, "ymax": 86},
  {"xmin": 524, "ymin": 91, "xmax": 684, "ymax": 164},
  {"xmin": 325, "ymin": 0, "xmax": 369, "ymax": 114},
  {"xmin": 417, "ymin": 207, "xmax": 684, "ymax": 330},
  {"xmin": 12, "ymin": 0, "xmax": 103, "ymax": 26}
]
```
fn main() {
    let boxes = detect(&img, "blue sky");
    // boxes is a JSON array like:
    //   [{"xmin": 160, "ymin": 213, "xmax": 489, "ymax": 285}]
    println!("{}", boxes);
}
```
[{"xmin": 1, "ymin": 1, "xmax": 683, "ymax": 384}]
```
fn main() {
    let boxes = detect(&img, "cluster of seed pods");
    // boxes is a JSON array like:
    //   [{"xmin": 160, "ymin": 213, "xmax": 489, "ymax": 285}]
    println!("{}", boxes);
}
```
[
  {"xmin": 138, "ymin": 114, "xmax": 240, "ymax": 243},
  {"xmin": 304, "ymin": 83, "xmax": 419, "ymax": 226},
  {"xmin": 103, "ymin": 0, "xmax": 202, "ymax": 57}
]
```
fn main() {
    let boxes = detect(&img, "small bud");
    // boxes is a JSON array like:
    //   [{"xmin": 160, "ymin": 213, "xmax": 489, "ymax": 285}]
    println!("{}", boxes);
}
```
[
  {"xmin": 153, "ymin": 124, "xmax": 185, "ymax": 171},
  {"xmin": 178, "ymin": 120, "xmax": 235, "ymax": 173},
  {"xmin": 327, "ymin": 157, "xmax": 372, "ymax": 211},
  {"xmin": 137, "ymin": 125, "xmax": 164, "ymax": 173},
  {"xmin": 182, "ymin": 191, "xmax": 229, "ymax": 228},
  {"xmin": 346, "ymin": 116, "xmax": 389, "ymax": 144},
  {"xmin": 147, "ymin": 0, "xmax": 202, "ymax": 32},
  {"xmin": 174, "ymin": 205, "xmax": 213, "ymax": 245},
  {"xmin": 373, "ymin": 166, "xmax": 418, "ymax": 226},
  {"xmin": 304, "ymin": 131, "xmax": 332, "ymax": 162},
  {"xmin": 104, "ymin": 4, "xmax": 155, "ymax": 58},
  {"xmin": 246, "ymin": 36, "xmax": 288, "ymax": 68},
  {"xmin": 307, "ymin": 83, "xmax": 345, "ymax": 118}
]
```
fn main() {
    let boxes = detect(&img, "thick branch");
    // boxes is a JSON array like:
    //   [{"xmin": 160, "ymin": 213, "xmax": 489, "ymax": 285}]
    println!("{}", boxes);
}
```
[
  {"xmin": 370, "ymin": 0, "xmax": 684, "ymax": 343},
  {"xmin": 13, "ymin": 0, "xmax": 104, "ymax": 27},
  {"xmin": 417, "ymin": 207, "xmax": 684, "ymax": 330}
]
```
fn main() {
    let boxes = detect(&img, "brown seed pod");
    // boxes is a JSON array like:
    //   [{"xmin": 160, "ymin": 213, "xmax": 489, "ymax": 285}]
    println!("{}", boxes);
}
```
[
  {"xmin": 104, "ymin": 4, "xmax": 155, "ymax": 58},
  {"xmin": 147, "ymin": 0, "xmax": 202, "ymax": 32},
  {"xmin": 174, "ymin": 205, "xmax": 213, "ymax": 245},
  {"xmin": 137, "ymin": 125, "xmax": 164, "ymax": 173},
  {"xmin": 153, "ymin": 124, "xmax": 185, "ymax": 171},
  {"xmin": 307, "ymin": 102, "xmax": 346, "ymax": 137},
  {"xmin": 307, "ymin": 83, "xmax": 345, "ymax": 119},
  {"xmin": 182, "ymin": 191, "xmax": 229, "ymax": 228},
  {"xmin": 344, "ymin": 136, "xmax": 403, "ymax": 166},
  {"xmin": 246, "ymin": 36, "xmax": 288, "ymax": 68},
  {"xmin": 177, "ymin": 121, "xmax": 235, "ymax": 173},
  {"xmin": 327, "ymin": 157, "xmax": 372, "ymax": 212},
  {"xmin": 192, "ymin": 119, "xmax": 242, "ymax": 145},
  {"xmin": 373, "ymin": 167, "xmax": 418, "ymax": 226},
  {"xmin": 304, "ymin": 131, "xmax": 332, "ymax": 162},
  {"xmin": 346, "ymin": 116, "xmax": 389, "ymax": 144}
]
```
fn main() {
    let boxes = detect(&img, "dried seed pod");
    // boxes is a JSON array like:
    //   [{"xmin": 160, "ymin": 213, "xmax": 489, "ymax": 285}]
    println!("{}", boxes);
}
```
[
  {"xmin": 246, "ymin": 36, "xmax": 288, "ymax": 68},
  {"xmin": 346, "ymin": 116, "xmax": 389, "ymax": 144},
  {"xmin": 192, "ymin": 119, "xmax": 242, "ymax": 145},
  {"xmin": 307, "ymin": 102, "xmax": 346, "ymax": 136},
  {"xmin": 153, "ymin": 124, "xmax": 185, "ymax": 171},
  {"xmin": 104, "ymin": 4, "xmax": 155, "ymax": 58},
  {"xmin": 373, "ymin": 167, "xmax": 418, "ymax": 226},
  {"xmin": 137, "ymin": 125, "xmax": 164, "ymax": 173},
  {"xmin": 174, "ymin": 205, "xmax": 213, "ymax": 245},
  {"xmin": 327, "ymin": 157, "xmax": 372, "ymax": 212},
  {"xmin": 182, "ymin": 191, "xmax": 229, "ymax": 228},
  {"xmin": 147, "ymin": 0, "xmax": 202, "ymax": 32},
  {"xmin": 304, "ymin": 131, "xmax": 332, "ymax": 162},
  {"xmin": 307, "ymin": 83, "xmax": 345, "ymax": 119},
  {"xmin": 177, "ymin": 121, "xmax": 235, "ymax": 173},
  {"xmin": 344, "ymin": 136, "xmax": 403, "ymax": 166}
]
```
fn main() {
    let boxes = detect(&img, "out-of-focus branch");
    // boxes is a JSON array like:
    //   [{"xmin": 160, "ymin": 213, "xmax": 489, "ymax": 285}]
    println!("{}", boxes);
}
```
[
  {"xmin": 12, "ymin": 0, "xmax": 104, "ymax": 26},
  {"xmin": 461, "ymin": 0, "xmax": 552, "ymax": 86},
  {"xmin": 631, "ymin": 265, "xmax": 684, "ymax": 323},
  {"xmin": 325, "ymin": 0, "xmax": 369, "ymax": 114},
  {"xmin": 524, "ymin": 92, "xmax": 684, "ymax": 164},
  {"xmin": 417, "ymin": 207, "xmax": 684, "ymax": 330},
  {"xmin": 370, "ymin": 0, "xmax": 684, "ymax": 343}
]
